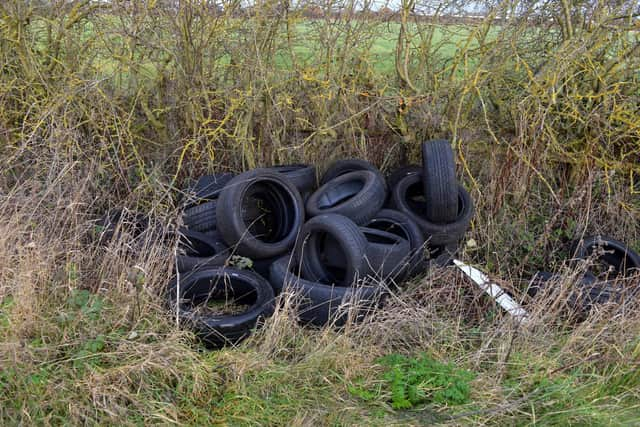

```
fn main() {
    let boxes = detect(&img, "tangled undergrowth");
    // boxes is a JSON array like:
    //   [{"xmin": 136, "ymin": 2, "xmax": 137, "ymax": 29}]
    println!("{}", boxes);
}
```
[{"xmin": 1, "ymin": 0, "xmax": 639, "ymax": 424}]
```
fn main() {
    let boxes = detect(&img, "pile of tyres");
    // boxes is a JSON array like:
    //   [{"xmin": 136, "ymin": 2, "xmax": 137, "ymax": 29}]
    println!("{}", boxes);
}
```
[
  {"xmin": 529, "ymin": 235, "xmax": 640, "ymax": 317},
  {"xmin": 171, "ymin": 140, "xmax": 475, "ymax": 348}
]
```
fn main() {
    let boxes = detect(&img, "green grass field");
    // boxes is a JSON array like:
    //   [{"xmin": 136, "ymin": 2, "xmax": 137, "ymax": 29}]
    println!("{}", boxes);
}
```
[{"xmin": 54, "ymin": 18, "xmax": 476, "ymax": 88}]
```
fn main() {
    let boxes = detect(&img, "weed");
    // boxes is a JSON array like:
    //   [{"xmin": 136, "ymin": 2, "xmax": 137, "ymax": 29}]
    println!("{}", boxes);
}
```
[
  {"xmin": 58, "ymin": 289, "xmax": 105, "ymax": 325},
  {"xmin": 380, "ymin": 353, "xmax": 475, "ymax": 409}
]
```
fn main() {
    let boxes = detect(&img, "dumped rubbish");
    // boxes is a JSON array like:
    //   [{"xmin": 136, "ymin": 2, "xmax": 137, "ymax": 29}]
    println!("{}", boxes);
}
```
[
  {"xmin": 95, "ymin": 141, "xmax": 640, "ymax": 349},
  {"xmin": 171, "ymin": 140, "xmax": 473, "ymax": 347},
  {"xmin": 529, "ymin": 236, "xmax": 640, "ymax": 316},
  {"xmin": 454, "ymin": 259, "xmax": 530, "ymax": 324}
]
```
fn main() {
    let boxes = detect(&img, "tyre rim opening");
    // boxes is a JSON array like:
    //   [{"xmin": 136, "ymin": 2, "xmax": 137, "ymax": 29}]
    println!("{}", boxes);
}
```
[
  {"xmin": 583, "ymin": 244, "xmax": 639, "ymax": 279},
  {"xmin": 362, "ymin": 230, "xmax": 399, "ymax": 245},
  {"xmin": 182, "ymin": 275, "xmax": 259, "ymax": 316},
  {"xmin": 405, "ymin": 180, "xmax": 427, "ymax": 214},
  {"xmin": 367, "ymin": 219, "xmax": 410, "ymax": 243},
  {"xmin": 241, "ymin": 180, "xmax": 295, "ymax": 243},
  {"xmin": 308, "ymin": 231, "xmax": 349, "ymax": 285}
]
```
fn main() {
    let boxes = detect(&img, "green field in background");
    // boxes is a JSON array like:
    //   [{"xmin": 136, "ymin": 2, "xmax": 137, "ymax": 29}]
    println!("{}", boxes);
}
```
[{"xmin": 32, "ymin": 18, "xmax": 479, "ymax": 85}]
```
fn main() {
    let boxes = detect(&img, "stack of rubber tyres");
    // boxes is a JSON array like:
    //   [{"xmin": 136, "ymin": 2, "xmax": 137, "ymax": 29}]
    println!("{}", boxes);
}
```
[{"xmin": 171, "ymin": 140, "xmax": 474, "ymax": 348}]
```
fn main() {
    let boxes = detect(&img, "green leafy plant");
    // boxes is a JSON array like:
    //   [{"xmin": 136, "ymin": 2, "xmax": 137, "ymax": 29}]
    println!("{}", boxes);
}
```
[
  {"xmin": 69, "ymin": 289, "xmax": 104, "ymax": 321},
  {"xmin": 73, "ymin": 335, "xmax": 107, "ymax": 370},
  {"xmin": 377, "ymin": 353, "xmax": 475, "ymax": 409},
  {"xmin": 347, "ymin": 378, "xmax": 382, "ymax": 402},
  {"xmin": 57, "ymin": 289, "xmax": 106, "ymax": 327}
]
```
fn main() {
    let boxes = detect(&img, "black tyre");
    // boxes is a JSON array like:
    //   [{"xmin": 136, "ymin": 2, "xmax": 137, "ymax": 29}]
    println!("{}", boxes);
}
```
[
  {"xmin": 301, "ymin": 191, "xmax": 312, "ymax": 204},
  {"xmin": 268, "ymin": 164, "xmax": 317, "ymax": 194},
  {"xmin": 572, "ymin": 281, "xmax": 618, "ymax": 316},
  {"xmin": 306, "ymin": 170, "xmax": 386, "ymax": 225},
  {"xmin": 573, "ymin": 235, "xmax": 640, "ymax": 279},
  {"xmin": 321, "ymin": 159, "xmax": 382, "ymax": 185},
  {"xmin": 527, "ymin": 271, "xmax": 597, "ymax": 297},
  {"xmin": 527, "ymin": 271, "xmax": 616, "ymax": 316},
  {"xmin": 168, "ymin": 267, "xmax": 275, "ymax": 348},
  {"xmin": 421, "ymin": 140, "xmax": 458, "ymax": 223},
  {"xmin": 94, "ymin": 209, "xmax": 171, "ymax": 250},
  {"xmin": 269, "ymin": 255, "xmax": 384, "ymax": 327},
  {"xmin": 528, "ymin": 271, "xmax": 556, "ymax": 297},
  {"xmin": 176, "ymin": 228, "xmax": 230, "ymax": 273},
  {"xmin": 427, "ymin": 243, "xmax": 458, "ymax": 268},
  {"xmin": 294, "ymin": 214, "xmax": 371, "ymax": 286},
  {"xmin": 323, "ymin": 227, "xmax": 411, "ymax": 280},
  {"xmin": 251, "ymin": 255, "xmax": 281, "ymax": 281},
  {"xmin": 365, "ymin": 209, "xmax": 426, "ymax": 276},
  {"xmin": 216, "ymin": 169, "xmax": 305, "ymax": 259},
  {"xmin": 176, "ymin": 254, "xmax": 229, "ymax": 274},
  {"xmin": 95, "ymin": 208, "xmax": 151, "ymax": 245},
  {"xmin": 202, "ymin": 229, "xmax": 221, "ymax": 239},
  {"xmin": 184, "ymin": 173, "xmax": 234, "ymax": 208},
  {"xmin": 392, "ymin": 173, "xmax": 474, "ymax": 246},
  {"xmin": 182, "ymin": 200, "xmax": 217, "ymax": 232},
  {"xmin": 360, "ymin": 227, "xmax": 410, "ymax": 280},
  {"xmin": 387, "ymin": 164, "xmax": 421, "ymax": 191},
  {"xmin": 178, "ymin": 228, "xmax": 228, "ymax": 256}
]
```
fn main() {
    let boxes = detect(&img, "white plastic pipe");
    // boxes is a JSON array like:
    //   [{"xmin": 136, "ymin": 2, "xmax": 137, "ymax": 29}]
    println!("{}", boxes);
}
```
[{"xmin": 453, "ymin": 259, "xmax": 529, "ymax": 324}]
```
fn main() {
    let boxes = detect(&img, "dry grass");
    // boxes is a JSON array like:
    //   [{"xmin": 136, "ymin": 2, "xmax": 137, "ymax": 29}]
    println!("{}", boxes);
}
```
[{"xmin": 1, "ymin": 0, "xmax": 639, "ymax": 425}]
